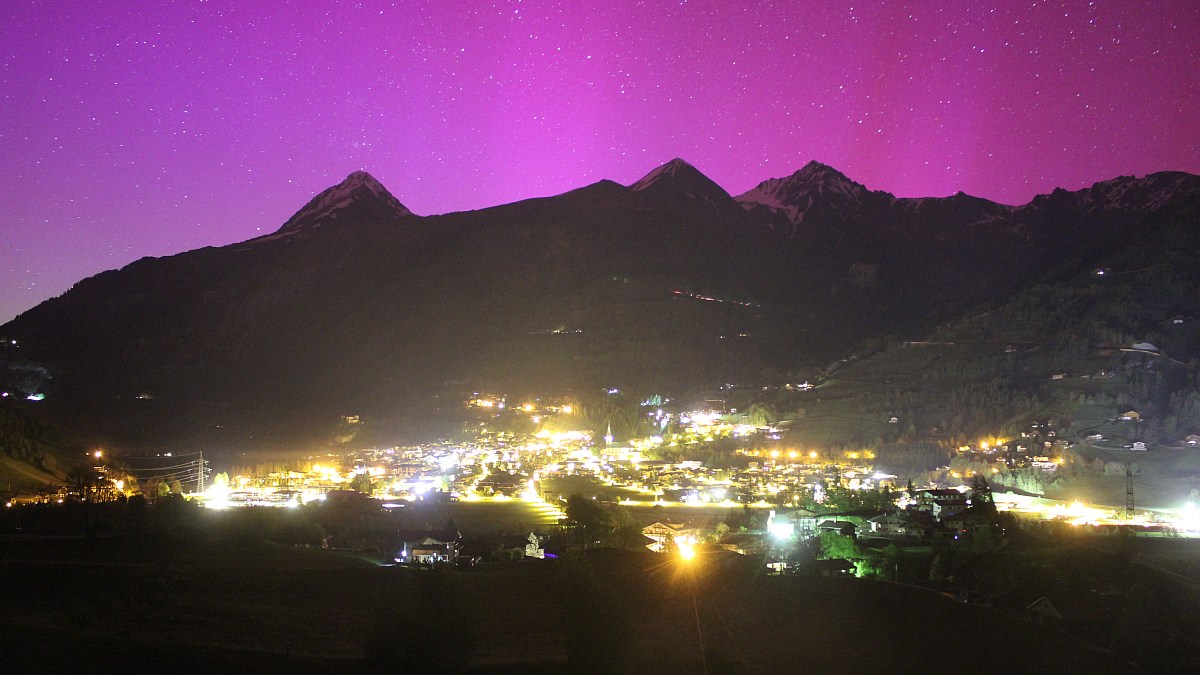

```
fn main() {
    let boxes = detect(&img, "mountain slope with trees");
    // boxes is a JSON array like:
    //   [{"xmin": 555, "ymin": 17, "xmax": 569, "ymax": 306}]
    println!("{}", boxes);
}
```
[{"xmin": 2, "ymin": 160, "xmax": 1198, "ymax": 452}]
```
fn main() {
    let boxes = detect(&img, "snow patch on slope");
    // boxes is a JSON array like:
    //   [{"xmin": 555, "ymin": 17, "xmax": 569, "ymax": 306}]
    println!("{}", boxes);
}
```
[
  {"xmin": 630, "ymin": 158, "xmax": 695, "ymax": 192},
  {"xmin": 254, "ymin": 171, "xmax": 413, "ymax": 243}
]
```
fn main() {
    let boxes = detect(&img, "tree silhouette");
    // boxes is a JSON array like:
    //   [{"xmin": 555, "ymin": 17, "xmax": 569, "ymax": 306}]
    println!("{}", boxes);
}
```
[{"xmin": 565, "ymin": 493, "xmax": 611, "ymax": 548}]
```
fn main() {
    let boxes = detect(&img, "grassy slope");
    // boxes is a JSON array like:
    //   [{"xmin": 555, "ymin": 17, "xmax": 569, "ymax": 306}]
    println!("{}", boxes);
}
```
[
  {"xmin": 0, "ymin": 455, "xmax": 61, "ymax": 492},
  {"xmin": 0, "ymin": 535, "xmax": 1134, "ymax": 673}
]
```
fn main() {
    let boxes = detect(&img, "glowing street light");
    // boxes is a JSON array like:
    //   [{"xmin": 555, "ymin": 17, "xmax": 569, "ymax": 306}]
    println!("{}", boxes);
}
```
[
  {"xmin": 675, "ymin": 535, "xmax": 707, "ymax": 674},
  {"xmin": 678, "ymin": 541, "xmax": 696, "ymax": 561}
]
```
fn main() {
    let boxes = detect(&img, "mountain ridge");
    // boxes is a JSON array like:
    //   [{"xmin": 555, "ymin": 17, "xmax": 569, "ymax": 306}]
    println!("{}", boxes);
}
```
[{"xmin": 2, "ymin": 159, "xmax": 1199, "ymax": 451}]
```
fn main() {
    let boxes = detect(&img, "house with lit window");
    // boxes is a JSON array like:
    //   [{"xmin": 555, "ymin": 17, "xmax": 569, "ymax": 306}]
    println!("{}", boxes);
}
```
[
  {"xmin": 817, "ymin": 520, "xmax": 857, "ymax": 537},
  {"xmin": 717, "ymin": 531, "xmax": 767, "ymax": 556},
  {"xmin": 865, "ymin": 511, "xmax": 931, "ymax": 540},
  {"xmin": 394, "ymin": 528, "xmax": 461, "ymax": 565},
  {"xmin": 942, "ymin": 505, "xmax": 999, "ymax": 541},
  {"xmin": 642, "ymin": 521, "xmax": 699, "ymax": 553},
  {"xmin": 915, "ymin": 488, "xmax": 969, "ymax": 521},
  {"xmin": 767, "ymin": 508, "xmax": 821, "ymax": 539}
]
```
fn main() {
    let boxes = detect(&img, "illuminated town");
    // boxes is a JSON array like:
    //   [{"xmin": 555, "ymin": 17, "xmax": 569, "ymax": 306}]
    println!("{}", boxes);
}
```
[
  {"xmin": 49, "ymin": 392, "xmax": 1195, "ymax": 542},
  {"xmin": 4, "ymin": 0, "xmax": 1200, "ymax": 668}
]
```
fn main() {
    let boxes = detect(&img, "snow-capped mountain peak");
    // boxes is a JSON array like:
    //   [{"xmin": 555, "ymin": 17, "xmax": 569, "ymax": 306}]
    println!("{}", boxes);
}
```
[
  {"xmin": 627, "ymin": 158, "xmax": 733, "ymax": 210},
  {"xmin": 340, "ymin": 170, "xmax": 394, "ymax": 199},
  {"xmin": 264, "ymin": 171, "xmax": 413, "ymax": 240},
  {"xmin": 793, "ymin": 159, "xmax": 847, "ymax": 181},
  {"xmin": 630, "ymin": 158, "xmax": 704, "ymax": 192},
  {"xmin": 735, "ymin": 160, "xmax": 872, "ymax": 225}
]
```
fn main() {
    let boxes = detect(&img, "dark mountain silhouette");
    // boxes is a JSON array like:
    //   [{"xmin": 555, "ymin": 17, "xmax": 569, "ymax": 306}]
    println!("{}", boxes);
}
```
[{"xmin": 2, "ymin": 161, "xmax": 1198, "ymax": 450}]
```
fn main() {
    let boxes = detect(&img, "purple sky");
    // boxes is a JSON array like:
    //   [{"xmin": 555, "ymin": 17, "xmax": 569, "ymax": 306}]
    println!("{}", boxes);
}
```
[{"xmin": 3, "ymin": 0, "xmax": 1198, "ymax": 323}]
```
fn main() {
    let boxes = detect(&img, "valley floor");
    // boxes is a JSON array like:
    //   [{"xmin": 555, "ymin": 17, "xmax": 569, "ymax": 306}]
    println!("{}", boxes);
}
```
[{"xmin": 0, "ymin": 533, "xmax": 1150, "ymax": 673}]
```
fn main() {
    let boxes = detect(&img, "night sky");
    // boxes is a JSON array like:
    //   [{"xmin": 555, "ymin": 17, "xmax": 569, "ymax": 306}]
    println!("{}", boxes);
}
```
[{"xmin": 3, "ymin": 0, "xmax": 1198, "ymax": 323}]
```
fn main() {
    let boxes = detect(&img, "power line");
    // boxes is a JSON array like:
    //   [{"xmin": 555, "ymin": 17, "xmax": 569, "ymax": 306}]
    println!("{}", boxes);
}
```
[
  {"xmin": 121, "ymin": 459, "xmax": 203, "ymax": 472},
  {"xmin": 119, "ymin": 451, "xmax": 204, "ymax": 465},
  {"xmin": 117, "ymin": 453, "xmax": 209, "ymax": 492}
]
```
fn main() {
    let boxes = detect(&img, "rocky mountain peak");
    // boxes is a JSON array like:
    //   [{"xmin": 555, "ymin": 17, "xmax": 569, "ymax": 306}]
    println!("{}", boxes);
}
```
[
  {"xmin": 735, "ymin": 160, "xmax": 871, "ymax": 224},
  {"xmin": 630, "ymin": 158, "xmax": 700, "ymax": 191},
  {"xmin": 627, "ymin": 158, "xmax": 733, "ymax": 208},
  {"xmin": 270, "ymin": 171, "xmax": 413, "ymax": 238}
]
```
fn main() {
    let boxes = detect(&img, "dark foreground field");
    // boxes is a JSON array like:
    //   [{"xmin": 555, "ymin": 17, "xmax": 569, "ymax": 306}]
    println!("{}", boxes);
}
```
[{"xmin": 0, "ymin": 532, "xmax": 1133, "ymax": 674}]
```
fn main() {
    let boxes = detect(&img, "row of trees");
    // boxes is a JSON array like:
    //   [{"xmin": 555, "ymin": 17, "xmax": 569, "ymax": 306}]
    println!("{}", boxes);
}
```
[
  {"xmin": 563, "ymin": 494, "xmax": 645, "ymax": 550},
  {"xmin": 816, "ymin": 478, "xmax": 1003, "ymax": 581}
]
